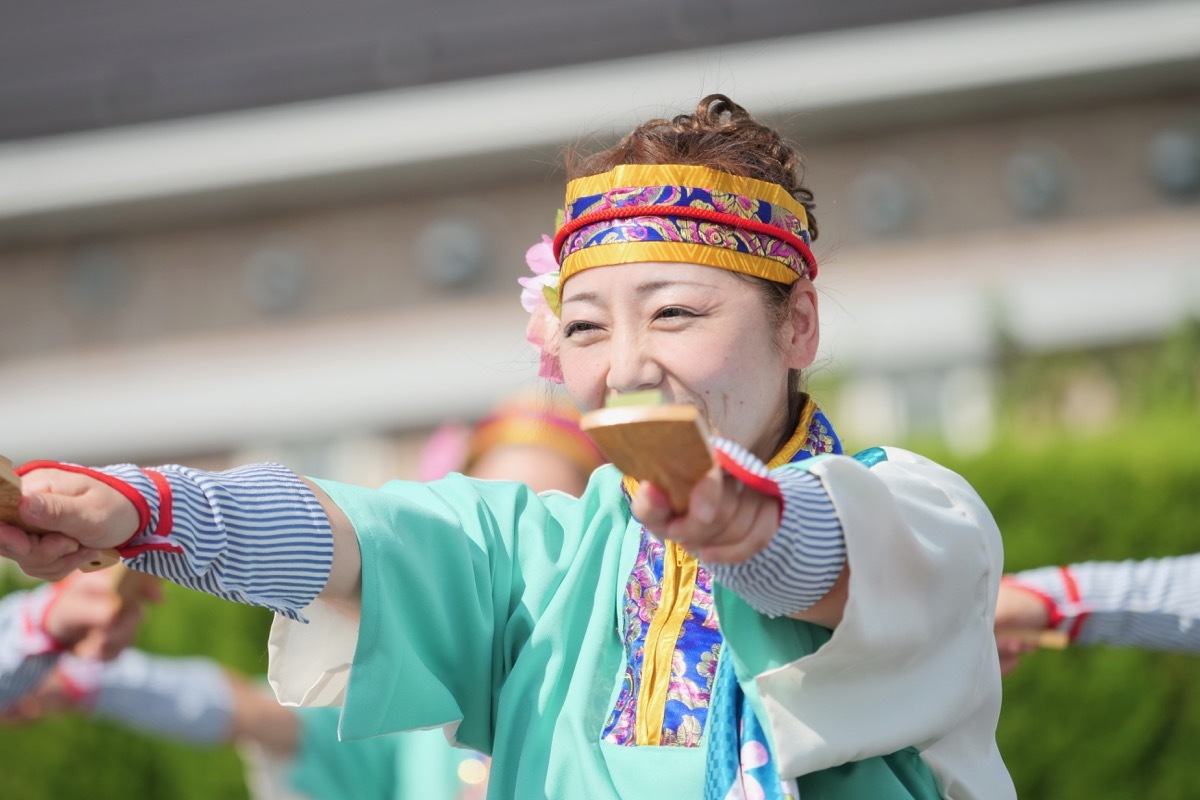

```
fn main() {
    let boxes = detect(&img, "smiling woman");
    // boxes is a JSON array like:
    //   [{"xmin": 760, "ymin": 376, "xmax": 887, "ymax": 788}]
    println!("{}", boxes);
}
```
[{"xmin": 0, "ymin": 95, "xmax": 1014, "ymax": 799}]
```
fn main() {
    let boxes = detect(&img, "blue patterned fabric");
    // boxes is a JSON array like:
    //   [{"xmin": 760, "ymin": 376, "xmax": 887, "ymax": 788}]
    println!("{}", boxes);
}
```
[
  {"xmin": 704, "ymin": 409, "xmax": 843, "ymax": 799},
  {"xmin": 557, "ymin": 167, "xmax": 817, "ymax": 281},
  {"xmin": 704, "ymin": 653, "xmax": 798, "ymax": 799},
  {"xmin": 564, "ymin": 184, "xmax": 812, "ymax": 247}
]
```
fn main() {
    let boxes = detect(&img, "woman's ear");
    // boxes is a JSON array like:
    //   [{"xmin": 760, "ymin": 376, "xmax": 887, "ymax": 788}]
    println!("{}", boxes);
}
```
[{"xmin": 784, "ymin": 279, "xmax": 820, "ymax": 370}]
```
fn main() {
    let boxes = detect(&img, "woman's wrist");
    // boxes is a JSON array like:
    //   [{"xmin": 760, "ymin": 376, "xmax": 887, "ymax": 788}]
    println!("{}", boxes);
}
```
[{"xmin": 705, "ymin": 439, "xmax": 845, "ymax": 617}]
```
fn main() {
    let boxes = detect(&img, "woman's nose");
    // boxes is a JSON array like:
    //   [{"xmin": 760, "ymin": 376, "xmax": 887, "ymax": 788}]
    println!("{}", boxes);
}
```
[{"xmin": 605, "ymin": 332, "xmax": 662, "ymax": 394}]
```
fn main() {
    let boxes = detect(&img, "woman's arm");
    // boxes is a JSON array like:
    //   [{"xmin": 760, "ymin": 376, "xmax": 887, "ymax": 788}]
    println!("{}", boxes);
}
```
[
  {"xmin": 0, "ymin": 587, "xmax": 63, "ymax": 710},
  {"xmin": 0, "ymin": 462, "xmax": 358, "ymax": 618},
  {"xmin": 714, "ymin": 448, "xmax": 1008, "ymax": 786},
  {"xmin": 0, "ymin": 570, "xmax": 145, "ymax": 711},
  {"xmin": 302, "ymin": 479, "xmax": 361, "ymax": 614}
]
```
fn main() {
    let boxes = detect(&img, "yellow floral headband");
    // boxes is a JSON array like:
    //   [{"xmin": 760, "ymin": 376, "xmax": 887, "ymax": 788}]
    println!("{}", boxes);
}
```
[{"xmin": 553, "ymin": 164, "xmax": 816, "ymax": 290}]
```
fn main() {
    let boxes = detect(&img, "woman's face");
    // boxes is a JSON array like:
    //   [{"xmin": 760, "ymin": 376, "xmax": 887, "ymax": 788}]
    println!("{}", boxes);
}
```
[{"xmin": 557, "ymin": 261, "xmax": 817, "ymax": 461}]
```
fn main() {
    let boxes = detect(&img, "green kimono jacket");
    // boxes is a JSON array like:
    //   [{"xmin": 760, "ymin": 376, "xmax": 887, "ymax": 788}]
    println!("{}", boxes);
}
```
[{"xmin": 267, "ymin": 451, "xmax": 1013, "ymax": 799}]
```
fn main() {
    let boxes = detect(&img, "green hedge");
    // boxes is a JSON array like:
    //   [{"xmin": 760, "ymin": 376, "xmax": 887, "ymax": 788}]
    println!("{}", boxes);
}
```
[
  {"xmin": 2, "ymin": 417, "xmax": 1198, "ymax": 798},
  {"xmin": 925, "ymin": 414, "xmax": 1200, "ymax": 799}
]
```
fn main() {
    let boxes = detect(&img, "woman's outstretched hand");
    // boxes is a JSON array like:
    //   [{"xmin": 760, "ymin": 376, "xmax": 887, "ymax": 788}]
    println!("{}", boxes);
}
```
[
  {"xmin": 631, "ymin": 461, "xmax": 781, "ymax": 564},
  {"xmin": 0, "ymin": 466, "xmax": 139, "ymax": 581}
]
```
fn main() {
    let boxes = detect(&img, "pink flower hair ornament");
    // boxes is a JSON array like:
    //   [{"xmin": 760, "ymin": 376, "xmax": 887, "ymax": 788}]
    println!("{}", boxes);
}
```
[{"xmin": 518, "ymin": 234, "xmax": 564, "ymax": 384}]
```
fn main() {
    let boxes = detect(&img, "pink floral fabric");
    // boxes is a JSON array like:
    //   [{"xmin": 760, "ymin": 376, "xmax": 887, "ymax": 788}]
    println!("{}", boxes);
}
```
[{"xmin": 601, "ymin": 528, "xmax": 723, "ymax": 747}]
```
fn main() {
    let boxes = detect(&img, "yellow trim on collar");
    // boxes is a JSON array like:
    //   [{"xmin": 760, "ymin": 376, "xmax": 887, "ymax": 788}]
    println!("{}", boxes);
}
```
[
  {"xmin": 635, "ymin": 540, "xmax": 699, "ymax": 746},
  {"xmin": 768, "ymin": 395, "xmax": 818, "ymax": 469}
]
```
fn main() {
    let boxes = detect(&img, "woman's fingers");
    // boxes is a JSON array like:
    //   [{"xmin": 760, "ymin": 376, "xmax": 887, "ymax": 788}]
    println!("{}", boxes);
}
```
[
  {"xmin": 685, "ymin": 465, "xmax": 723, "ymax": 525},
  {"xmin": 663, "ymin": 469, "xmax": 731, "ymax": 546},
  {"xmin": 664, "ymin": 471, "xmax": 779, "ymax": 562},
  {"xmin": 15, "ymin": 539, "xmax": 102, "ymax": 582},
  {"xmin": 696, "ymin": 493, "xmax": 778, "ymax": 564},
  {"xmin": 630, "ymin": 480, "xmax": 673, "ymax": 531},
  {"xmin": 633, "ymin": 463, "xmax": 781, "ymax": 565},
  {"xmin": 1, "ymin": 529, "xmax": 80, "ymax": 566},
  {"xmin": 94, "ymin": 602, "xmax": 145, "ymax": 661},
  {"xmin": 995, "ymin": 639, "xmax": 1035, "ymax": 677},
  {"xmin": 0, "ymin": 523, "xmax": 34, "ymax": 557},
  {"xmin": 17, "ymin": 469, "xmax": 138, "ymax": 550}
]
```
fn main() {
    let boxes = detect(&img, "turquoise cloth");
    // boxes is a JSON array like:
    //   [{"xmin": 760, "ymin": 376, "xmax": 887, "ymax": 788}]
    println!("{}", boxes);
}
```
[
  {"xmin": 713, "ymin": 537, "xmax": 944, "ymax": 800},
  {"xmin": 316, "ymin": 464, "xmax": 943, "ymax": 799},
  {"xmin": 288, "ymin": 706, "xmax": 480, "ymax": 799}
]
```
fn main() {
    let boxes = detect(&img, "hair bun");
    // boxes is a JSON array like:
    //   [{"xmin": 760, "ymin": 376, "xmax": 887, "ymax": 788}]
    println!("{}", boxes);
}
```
[{"xmin": 567, "ymin": 94, "xmax": 818, "ymax": 241}]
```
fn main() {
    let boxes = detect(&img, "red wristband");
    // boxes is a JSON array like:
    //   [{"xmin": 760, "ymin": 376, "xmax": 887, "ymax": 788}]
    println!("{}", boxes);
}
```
[
  {"xmin": 23, "ymin": 580, "xmax": 72, "ymax": 654},
  {"xmin": 711, "ymin": 439, "xmax": 785, "ymax": 524},
  {"xmin": 1058, "ymin": 565, "xmax": 1090, "ymax": 642}
]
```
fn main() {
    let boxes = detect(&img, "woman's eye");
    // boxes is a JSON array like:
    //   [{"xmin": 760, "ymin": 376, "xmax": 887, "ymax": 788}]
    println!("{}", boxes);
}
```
[
  {"xmin": 656, "ymin": 306, "xmax": 695, "ymax": 320},
  {"xmin": 563, "ymin": 320, "xmax": 600, "ymax": 338}
]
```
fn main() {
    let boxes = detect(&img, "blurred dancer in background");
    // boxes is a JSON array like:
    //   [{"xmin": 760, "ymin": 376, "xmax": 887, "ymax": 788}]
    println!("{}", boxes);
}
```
[
  {"xmin": 0, "ymin": 568, "xmax": 152, "ymax": 716},
  {"xmin": 995, "ymin": 554, "xmax": 1200, "ymax": 676}
]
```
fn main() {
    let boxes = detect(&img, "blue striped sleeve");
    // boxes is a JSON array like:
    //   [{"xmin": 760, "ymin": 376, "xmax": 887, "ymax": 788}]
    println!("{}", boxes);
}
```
[
  {"xmin": 100, "ymin": 463, "xmax": 334, "ymax": 622},
  {"xmin": 705, "ymin": 439, "xmax": 846, "ymax": 618},
  {"xmin": 64, "ymin": 649, "xmax": 236, "ymax": 744}
]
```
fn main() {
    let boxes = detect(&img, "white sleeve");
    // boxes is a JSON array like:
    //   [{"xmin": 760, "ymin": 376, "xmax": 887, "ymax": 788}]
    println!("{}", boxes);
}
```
[
  {"xmin": 754, "ymin": 448, "xmax": 1014, "ymax": 800},
  {"xmin": 0, "ymin": 586, "xmax": 62, "ymax": 711}
]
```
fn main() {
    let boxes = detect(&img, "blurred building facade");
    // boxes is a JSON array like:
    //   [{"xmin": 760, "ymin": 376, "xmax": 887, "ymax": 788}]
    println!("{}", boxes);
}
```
[{"xmin": 1, "ymin": 0, "xmax": 1198, "ymax": 478}]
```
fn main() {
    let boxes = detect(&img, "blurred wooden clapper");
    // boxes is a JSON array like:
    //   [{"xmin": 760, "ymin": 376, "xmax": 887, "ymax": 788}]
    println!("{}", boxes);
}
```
[
  {"xmin": 580, "ymin": 391, "xmax": 712, "ymax": 514},
  {"xmin": 73, "ymin": 561, "xmax": 160, "ymax": 660},
  {"xmin": 997, "ymin": 627, "xmax": 1070, "ymax": 650},
  {"xmin": 0, "ymin": 455, "xmax": 121, "ymax": 571}
]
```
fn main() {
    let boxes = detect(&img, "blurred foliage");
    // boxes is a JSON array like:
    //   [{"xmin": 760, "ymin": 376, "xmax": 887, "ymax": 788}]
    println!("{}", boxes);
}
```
[
  {"xmin": 1, "ymin": 408, "xmax": 1198, "ymax": 798},
  {"xmin": 923, "ymin": 412, "xmax": 1200, "ymax": 800},
  {"xmin": 993, "ymin": 316, "xmax": 1200, "ymax": 431}
]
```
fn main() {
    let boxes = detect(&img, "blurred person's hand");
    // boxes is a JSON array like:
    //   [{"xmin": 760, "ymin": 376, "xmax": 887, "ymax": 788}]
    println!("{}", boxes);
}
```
[
  {"xmin": 994, "ymin": 581, "xmax": 1052, "ymax": 676},
  {"xmin": 0, "ymin": 668, "xmax": 79, "ymax": 724},
  {"xmin": 46, "ymin": 569, "xmax": 158, "ymax": 661}
]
